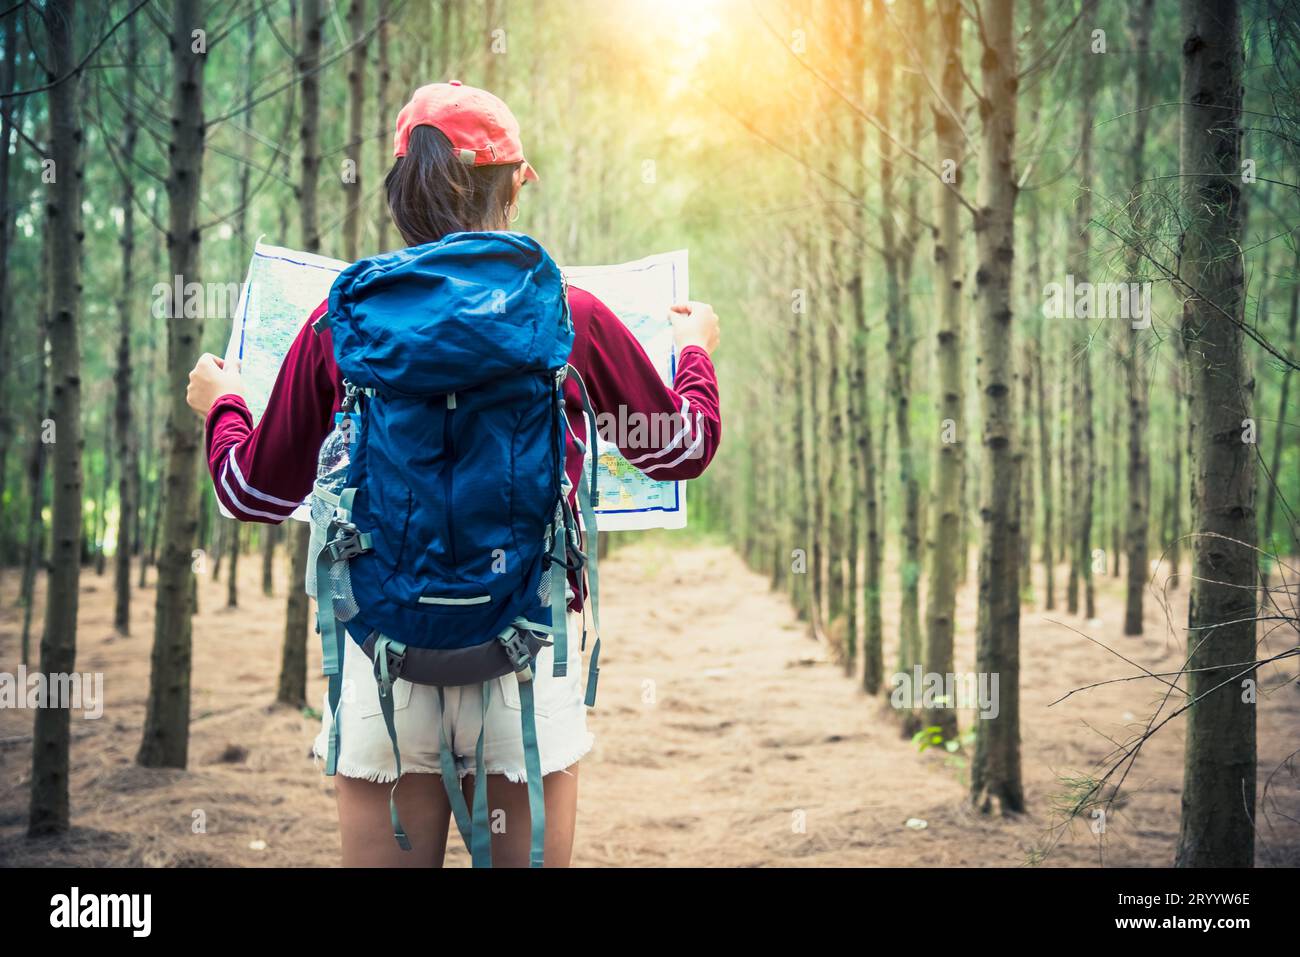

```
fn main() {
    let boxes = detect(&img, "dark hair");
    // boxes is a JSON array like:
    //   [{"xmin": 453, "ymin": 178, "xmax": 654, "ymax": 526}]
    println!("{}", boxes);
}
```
[{"xmin": 384, "ymin": 125, "xmax": 521, "ymax": 247}]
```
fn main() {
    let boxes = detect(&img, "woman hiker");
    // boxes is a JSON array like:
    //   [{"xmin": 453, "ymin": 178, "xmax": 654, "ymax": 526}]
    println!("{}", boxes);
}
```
[{"xmin": 186, "ymin": 81, "xmax": 722, "ymax": 867}]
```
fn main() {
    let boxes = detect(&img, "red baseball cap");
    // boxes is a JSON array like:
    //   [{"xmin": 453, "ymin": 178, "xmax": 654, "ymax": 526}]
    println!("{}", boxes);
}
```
[{"xmin": 393, "ymin": 80, "xmax": 538, "ymax": 182}]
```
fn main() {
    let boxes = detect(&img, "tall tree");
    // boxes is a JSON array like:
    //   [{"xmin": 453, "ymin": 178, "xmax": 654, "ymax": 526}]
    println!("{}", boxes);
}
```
[
  {"xmin": 922, "ymin": 0, "xmax": 964, "ymax": 742},
  {"xmin": 824, "ymin": 227, "xmax": 848, "ymax": 633},
  {"xmin": 113, "ymin": 13, "xmax": 141, "ymax": 634},
  {"xmin": 875, "ymin": 5, "xmax": 923, "ymax": 678},
  {"xmin": 1168, "ymin": 352, "xmax": 1184, "ymax": 586},
  {"xmin": 1018, "ymin": 0, "xmax": 1046, "ymax": 607},
  {"xmin": 1121, "ymin": 0, "xmax": 1156, "ymax": 637},
  {"xmin": 1025, "ymin": 0, "xmax": 1053, "ymax": 612},
  {"xmin": 279, "ymin": 0, "xmax": 323, "ymax": 707},
  {"xmin": 969, "ymin": 0, "xmax": 1024, "ymax": 814},
  {"xmin": 1260, "ymin": 237, "xmax": 1299, "ymax": 579},
  {"xmin": 220, "ymin": 9, "xmax": 260, "ymax": 613},
  {"xmin": 262, "ymin": 524, "xmax": 277, "ymax": 595},
  {"xmin": 343, "ymin": 0, "xmax": 366, "ymax": 261},
  {"xmin": 852, "ymin": 1, "xmax": 883, "ymax": 695},
  {"xmin": 19, "ymin": 234, "xmax": 50, "ymax": 667},
  {"xmin": 1174, "ymin": 0, "xmax": 1256, "ymax": 868},
  {"xmin": 29, "ymin": 0, "xmax": 85, "ymax": 835},
  {"xmin": 0, "ymin": 12, "xmax": 19, "ymax": 548},
  {"xmin": 375, "ymin": 0, "xmax": 392, "ymax": 251},
  {"xmin": 1070, "ymin": 0, "xmax": 1101, "ymax": 623},
  {"xmin": 785, "ymin": 234, "xmax": 806, "ymax": 629},
  {"xmin": 138, "ymin": 0, "xmax": 208, "ymax": 769},
  {"xmin": 138, "ymin": 187, "xmax": 164, "ymax": 590}
]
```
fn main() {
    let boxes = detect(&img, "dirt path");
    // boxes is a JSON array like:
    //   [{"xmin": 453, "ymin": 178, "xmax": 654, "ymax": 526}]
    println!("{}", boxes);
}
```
[{"xmin": 1, "ymin": 537, "xmax": 1297, "ymax": 867}]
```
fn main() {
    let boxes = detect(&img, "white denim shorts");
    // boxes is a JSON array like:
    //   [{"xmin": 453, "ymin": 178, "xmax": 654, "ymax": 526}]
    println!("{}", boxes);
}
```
[{"xmin": 312, "ymin": 612, "xmax": 594, "ymax": 784}]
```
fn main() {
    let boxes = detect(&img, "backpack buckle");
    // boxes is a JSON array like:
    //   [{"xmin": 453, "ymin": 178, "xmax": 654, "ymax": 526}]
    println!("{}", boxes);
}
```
[
  {"xmin": 340, "ymin": 379, "xmax": 363, "ymax": 413},
  {"xmin": 377, "ymin": 640, "xmax": 406, "ymax": 685},
  {"xmin": 326, "ymin": 522, "xmax": 370, "ymax": 562},
  {"xmin": 498, "ymin": 626, "xmax": 535, "ymax": 682}
]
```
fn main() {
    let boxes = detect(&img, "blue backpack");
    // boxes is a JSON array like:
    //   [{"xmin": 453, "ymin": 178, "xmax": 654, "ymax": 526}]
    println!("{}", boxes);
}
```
[{"xmin": 307, "ymin": 231, "xmax": 601, "ymax": 867}]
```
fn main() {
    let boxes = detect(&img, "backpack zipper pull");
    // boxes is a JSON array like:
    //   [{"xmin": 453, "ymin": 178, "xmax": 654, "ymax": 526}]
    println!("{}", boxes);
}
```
[{"xmin": 447, "ymin": 391, "xmax": 457, "ymax": 410}]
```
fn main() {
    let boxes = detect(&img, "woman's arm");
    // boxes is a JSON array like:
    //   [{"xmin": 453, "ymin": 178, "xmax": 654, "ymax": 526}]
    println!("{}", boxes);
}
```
[
  {"xmin": 193, "ymin": 300, "xmax": 341, "ymax": 524},
  {"xmin": 572, "ymin": 288, "xmax": 721, "ymax": 481}
]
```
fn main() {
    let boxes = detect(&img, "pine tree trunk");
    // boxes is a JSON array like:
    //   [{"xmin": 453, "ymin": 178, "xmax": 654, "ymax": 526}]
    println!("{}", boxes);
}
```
[
  {"xmin": 1019, "ymin": 345, "xmax": 1035, "ymax": 599},
  {"xmin": 29, "ymin": 0, "xmax": 85, "ymax": 835},
  {"xmin": 375, "ymin": 0, "xmax": 392, "ymax": 251},
  {"xmin": 262, "ymin": 524, "xmax": 277, "ymax": 596},
  {"xmin": 969, "ymin": 0, "xmax": 1024, "ymax": 816},
  {"xmin": 1056, "ymin": 331, "xmax": 1070, "ymax": 569},
  {"xmin": 1035, "ymin": 345, "xmax": 1053, "ymax": 608},
  {"xmin": 922, "ymin": 0, "xmax": 963, "ymax": 742},
  {"xmin": 806, "ymin": 257, "xmax": 826, "ymax": 636},
  {"xmin": 1020, "ymin": 0, "xmax": 1043, "ymax": 602},
  {"xmin": 112, "ymin": 12, "xmax": 140, "ymax": 635},
  {"xmin": 279, "ymin": 531, "xmax": 310, "ymax": 705},
  {"xmin": 1260, "ymin": 240, "xmax": 1299, "ymax": 574},
  {"xmin": 138, "ymin": 0, "xmax": 207, "ymax": 770},
  {"xmin": 790, "ymin": 236, "xmax": 811, "ymax": 624},
  {"xmin": 825, "ymin": 233, "xmax": 847, "ymax": 631},
  {"xmin": 211, "ymin": 509, "xmax": 224, "ymax": 582},
  {"xmin": 0, "ymin": 14, "xmax": 18, "ymax": 552},
  {"xmin": 1169, "ymin": 356, "xmax": 1184, "ymax": 586},
  {"xmin": 1175, "ymin": 0, "xmax": 1256, "ymax": 869},
  {"xmin": 1071, "ymin": 0, "xmax": 1101, "ymax": 622},
  {"xmin": 851, "ymin": 2, "xmax": 881, "ymax": 694},
  {"xmin": 876, "ymin": 27, "xmax": 922, "ymax": 679},
  {"xmin": 841, "ymin": 10, "xmax": 864, "ymax": 671},
  {"xmin": 19, "ymin": 270, "xmax": 50, "ymax": 667},
  {"xmin": 138, "ymin": 208, "xmax": 161, "ymax": 595},
  {"xmin": 226, "ymin": 523, "xmax": 240, "ymax": 608},
  {"xmin": 344, "ymin": 0, "xmax": 366, "ymax": 262},
  {"xmin": 1123, "ymin": 0, "xmax": 1154, "ymax": 641},
  {"xmin": 279, "ymin": 0, "xmax": 324, "ymax": 708},
  {"xmin": 218, "ymin": 15, "xmax": 257, "ymax": 614},
  {"xmin": 1022, "ymin": 0, "xmax": 1051, "ymax": 611},
  {"xmin": 1110, "ymin": 386, "xmax": 1122, "ymax": 578},
  {"xmin": 93, "ymin": 421, "xmax": 111, "ymax": 575}
]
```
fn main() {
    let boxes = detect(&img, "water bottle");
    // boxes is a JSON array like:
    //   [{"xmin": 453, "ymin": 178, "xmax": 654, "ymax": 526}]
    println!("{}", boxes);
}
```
[{"xmin": 316, "ymin": 412, "xmax": 359, "ymax": 494}]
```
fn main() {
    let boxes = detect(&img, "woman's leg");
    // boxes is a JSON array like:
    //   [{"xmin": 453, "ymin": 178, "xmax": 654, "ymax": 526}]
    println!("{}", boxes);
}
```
[
  {"xmin": 335, "ymin": 773, "xmax": 452, "ymax": 867},
  {"xmin": 460, "ymin": 763, "xmax": 580, "ymax": 867}
]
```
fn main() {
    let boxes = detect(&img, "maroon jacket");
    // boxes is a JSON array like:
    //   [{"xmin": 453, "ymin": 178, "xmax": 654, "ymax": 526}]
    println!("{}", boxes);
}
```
[{"xmin": 204, "ymin": 286, "xmax": 721, "ymax": 608}]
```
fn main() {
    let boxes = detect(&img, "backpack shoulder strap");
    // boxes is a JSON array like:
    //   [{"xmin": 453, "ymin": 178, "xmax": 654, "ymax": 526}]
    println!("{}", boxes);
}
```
[{"xmin": 560, "ymin": 364, "xmax": 603, "ymax": 706}]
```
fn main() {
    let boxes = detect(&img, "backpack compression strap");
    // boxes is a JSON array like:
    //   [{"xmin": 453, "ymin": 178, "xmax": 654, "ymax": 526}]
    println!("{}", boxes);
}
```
[
  {"xmin": 430, "ymin": 621, "xmax": 550, "ymax": 868},
  {"xmin": 317, "ymin": 486, "xmax": 372, "ymax": 776},
  {"xmin": 373, "ymin": 634, "xmax": 412, "ymax": 851},
  {"xmin": 497, "ymin": 619, "xmax": 549, "ymax": 867},
  {"xmin": 563, "ymin": 365, "xmax": 603, "ymax": 707}
]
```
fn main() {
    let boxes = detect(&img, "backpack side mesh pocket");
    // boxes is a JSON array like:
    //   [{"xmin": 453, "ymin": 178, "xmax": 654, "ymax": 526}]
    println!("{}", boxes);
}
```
[{"xmin": 306, "ymin": 486, "xmax": 360, "ymax": 623}]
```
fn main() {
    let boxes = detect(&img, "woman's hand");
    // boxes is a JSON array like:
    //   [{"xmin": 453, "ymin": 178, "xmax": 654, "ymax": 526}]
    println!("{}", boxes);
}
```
[
  {"xmin": 187, "ymin": 353, "xmax": 243, "ymax": 417},
  {"xmin": 669, "ymin": 301, "xmax": 720, "ymax": 355}
]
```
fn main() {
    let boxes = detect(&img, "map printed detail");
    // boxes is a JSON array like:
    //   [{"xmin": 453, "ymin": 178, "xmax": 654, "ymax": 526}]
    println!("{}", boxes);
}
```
[
  {"xmin": 221, "ymin": 240, "xmax": 689, "ymax": 531},
  {"xmin": 563, "ymin": 250, "xmax": 689, "ymax": 531},
  {"xmin": 221, "ymin": 241, "xmax": 348, "ymax": 521}
]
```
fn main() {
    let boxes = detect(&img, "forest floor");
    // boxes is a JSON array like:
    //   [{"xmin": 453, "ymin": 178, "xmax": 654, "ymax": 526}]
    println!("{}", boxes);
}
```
[{"xmin": 1, "ymin": 535, "xmax": 1297, "ymax": 867}]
